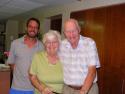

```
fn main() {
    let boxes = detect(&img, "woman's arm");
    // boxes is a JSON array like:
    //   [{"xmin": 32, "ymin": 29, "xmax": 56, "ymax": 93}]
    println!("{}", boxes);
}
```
[
  {"xmin": 29, "ymin": 74, "xmax": 45, "ymax": 93},
  {"xmin": 29, "ymin": 74, "xmax": 53, "ymax": 94}
]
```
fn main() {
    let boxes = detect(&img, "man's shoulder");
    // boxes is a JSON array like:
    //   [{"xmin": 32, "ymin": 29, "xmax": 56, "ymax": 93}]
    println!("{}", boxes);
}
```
[
  {"xmin": 37, "ymin": 40, "xmax": 44, "ymax": 49},
  {"xmin": 37, "ymin": 40, "xmax": 43, "ymax": 45},
  {"xmin": 61, "ymin": 39, "xmax": 68, "ymax": 44},
  {"xmin": 11, "ymin": 37, "xmax": 23, "ymax": 45},
  {"xmin": 81, "ymin": 36, "xmax": 95, "ymax": 44}
]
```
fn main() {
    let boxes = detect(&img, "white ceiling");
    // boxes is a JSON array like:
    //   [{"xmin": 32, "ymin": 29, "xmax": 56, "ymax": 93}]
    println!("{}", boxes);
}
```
[{"xmin": 0, "ymin": 0, "xmax": 77, "ymax": 20}]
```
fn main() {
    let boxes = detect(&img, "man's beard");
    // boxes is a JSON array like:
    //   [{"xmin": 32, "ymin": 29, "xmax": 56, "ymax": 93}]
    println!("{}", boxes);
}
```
[{"xmin": 26, "ymin": 32, "xmax": 38, "ymax": 38}]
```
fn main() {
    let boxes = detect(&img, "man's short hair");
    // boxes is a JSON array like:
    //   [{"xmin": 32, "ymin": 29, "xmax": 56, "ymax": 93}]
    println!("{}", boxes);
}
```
[
  {"xmin": 26, "ymin": 17, "xmax": 40, "ymax": 29},
  {"xmin": 64, "ymin": 18, "xmax": 81, "ymax": 32}
]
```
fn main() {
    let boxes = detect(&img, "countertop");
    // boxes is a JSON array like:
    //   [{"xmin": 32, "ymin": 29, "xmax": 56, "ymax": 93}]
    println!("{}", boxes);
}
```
[{"xmin": 0, "ymin": 64, "xmax": 10, "ymax": 72}]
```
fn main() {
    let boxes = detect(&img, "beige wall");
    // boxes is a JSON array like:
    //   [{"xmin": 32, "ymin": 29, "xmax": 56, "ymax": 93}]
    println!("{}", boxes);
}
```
[{"xmin": 6, "ymin": 20, "xmax": 18, "ymax": 50}]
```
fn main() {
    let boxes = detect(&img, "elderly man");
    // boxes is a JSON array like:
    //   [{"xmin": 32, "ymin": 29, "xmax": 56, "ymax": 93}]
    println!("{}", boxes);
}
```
[{"xmin": 60, "ymin": 19, "xmax": 100, "ymax": 94}]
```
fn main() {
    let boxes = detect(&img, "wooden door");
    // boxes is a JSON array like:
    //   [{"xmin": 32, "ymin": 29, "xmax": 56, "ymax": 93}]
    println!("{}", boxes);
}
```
[{"xmin": 71, "ymin": 4, "xmax": 125, "ymax": 94}]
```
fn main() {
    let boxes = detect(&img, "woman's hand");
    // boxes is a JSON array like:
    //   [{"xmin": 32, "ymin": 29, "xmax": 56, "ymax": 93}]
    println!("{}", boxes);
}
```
[
  {"xmin": 43, "ymin": 87, "xmax": 53, "ymax": 94},
  {"xmin": 40, "ymin": 86, "xmax": 53, "ymax": 94}
]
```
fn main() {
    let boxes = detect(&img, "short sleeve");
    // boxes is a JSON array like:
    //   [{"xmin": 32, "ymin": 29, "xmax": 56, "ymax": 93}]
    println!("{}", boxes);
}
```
[
  {"xmin": 87, "ymin": 39, "xmax": 100, "ymax": 68},
  {"xmin": 6, "ymin": 41, "xmax": 16, "ymax": 64}
]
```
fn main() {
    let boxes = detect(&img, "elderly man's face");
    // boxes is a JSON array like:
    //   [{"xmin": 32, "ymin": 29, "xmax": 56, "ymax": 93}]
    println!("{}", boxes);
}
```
[{"xmin": 64, "ymin": 21, "xmax": 80, "ymax": 45}]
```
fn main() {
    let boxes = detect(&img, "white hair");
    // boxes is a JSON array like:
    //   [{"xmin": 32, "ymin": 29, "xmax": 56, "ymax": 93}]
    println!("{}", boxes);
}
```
[
  {"xmin": 64, "ymin": 18, "xmax": 81, "ymax": 32},
  {"xmin": 42, "ymin": 30, "xmax": 61, "ymax": 44}
]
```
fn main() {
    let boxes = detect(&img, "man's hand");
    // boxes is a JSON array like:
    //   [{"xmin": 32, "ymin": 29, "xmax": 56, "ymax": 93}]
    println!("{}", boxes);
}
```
[{"xmin": 80, "ymin": 89, "xmax": 88, "ymax": 94}]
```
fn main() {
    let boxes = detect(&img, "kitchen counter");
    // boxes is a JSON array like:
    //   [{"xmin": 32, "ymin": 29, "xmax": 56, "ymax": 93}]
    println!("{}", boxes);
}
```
[
  {"xmin": 0, "ymin": 64, "xmax": 10, "ymax": 71},
  {"xmin": 0, "ymin": 64, "xmax": 11, "ymax": 94}
]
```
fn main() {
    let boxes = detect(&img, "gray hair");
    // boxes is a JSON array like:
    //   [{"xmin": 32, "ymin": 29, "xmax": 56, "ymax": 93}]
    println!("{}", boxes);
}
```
[
  {"xmin": 42, "ymin": 30, "xmax": 61, "ymax": 44},
  {"xmin": 64, "ymin": 18, "xmax": 81, "ymax": 32}
]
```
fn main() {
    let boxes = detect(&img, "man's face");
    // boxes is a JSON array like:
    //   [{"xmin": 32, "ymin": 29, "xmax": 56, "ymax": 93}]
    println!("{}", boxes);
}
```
[
  {"xmin": 64, "ymin": 21, "xmax": 80, "ymax": 45},
  {"xmin": 27, "ymin": 20, "xmax": 39, "ymax": 38}
]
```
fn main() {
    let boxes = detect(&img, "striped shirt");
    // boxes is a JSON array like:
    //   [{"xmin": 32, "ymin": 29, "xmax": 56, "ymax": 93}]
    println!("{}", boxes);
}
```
[
  {"xmin": 7, "ymin": 36, "xmax": 44, "ymax": 90},
  {"xmin": 59, "ymin": 35, "xmax": 100, "ymax": 86}
]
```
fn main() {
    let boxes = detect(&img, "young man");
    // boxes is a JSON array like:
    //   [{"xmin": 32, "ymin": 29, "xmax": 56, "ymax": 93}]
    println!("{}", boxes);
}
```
[
  {"xmin": 60, "ymin": 19, "xmax": 100, "ymax": 94},
  {"xmin": 7, "ymin": 18, "xmax": 44, "ymax": 94}
]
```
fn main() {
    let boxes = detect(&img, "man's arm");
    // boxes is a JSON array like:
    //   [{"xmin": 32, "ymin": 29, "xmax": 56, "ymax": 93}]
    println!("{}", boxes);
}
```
[
  {"xmin": 6, "ymin": 41, "xmax": 16, "ymax": 69},
  {"xmin": 8, "ymin": 64, "xmax": 15, "ymax": 70},
  {"xmin": 80, "ymin": 66, "xmax": 96, "ymax": 94}
]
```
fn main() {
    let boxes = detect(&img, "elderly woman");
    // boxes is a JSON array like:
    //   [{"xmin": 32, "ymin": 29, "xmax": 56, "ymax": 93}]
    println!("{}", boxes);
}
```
[{"xmin": 29, "ymin": 30, "xmax": 63, "ymax": 94}]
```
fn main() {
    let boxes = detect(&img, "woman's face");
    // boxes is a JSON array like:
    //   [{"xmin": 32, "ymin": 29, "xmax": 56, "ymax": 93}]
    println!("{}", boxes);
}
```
[{"xmin": 45, "ymin": 36, "xmax": 59, "ymax": 55}]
